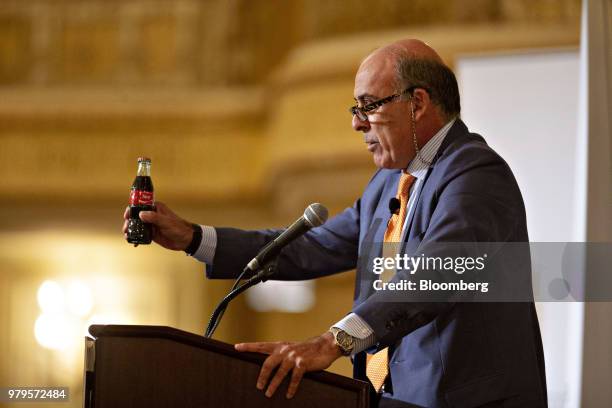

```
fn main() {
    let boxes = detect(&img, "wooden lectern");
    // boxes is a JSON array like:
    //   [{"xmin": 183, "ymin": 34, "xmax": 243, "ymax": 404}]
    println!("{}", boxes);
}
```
[{"xmin": 84, "ymin": 325, "xmax": 369, "ymax": 408}]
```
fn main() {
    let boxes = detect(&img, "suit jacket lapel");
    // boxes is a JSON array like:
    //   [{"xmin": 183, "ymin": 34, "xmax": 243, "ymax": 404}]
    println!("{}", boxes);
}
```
[
  {"xmin": 402, "ymin": 119, "xmax": 471, "ymax": 249},
  {"xmin": 354, "ymin": 170, "xmax": 401, "ymax": 305}
]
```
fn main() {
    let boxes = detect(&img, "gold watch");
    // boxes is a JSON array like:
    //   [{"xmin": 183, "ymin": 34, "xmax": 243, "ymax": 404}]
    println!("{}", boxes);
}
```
[{"xmin": 329, "ymin": 327, "xmax": 355, "ymax": 356}]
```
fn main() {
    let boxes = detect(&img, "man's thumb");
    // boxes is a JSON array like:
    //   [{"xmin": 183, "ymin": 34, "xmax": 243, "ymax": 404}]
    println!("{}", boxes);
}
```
[{"xmin": 139, "ymin": 211, "xmax": 157, "ymax": 223}]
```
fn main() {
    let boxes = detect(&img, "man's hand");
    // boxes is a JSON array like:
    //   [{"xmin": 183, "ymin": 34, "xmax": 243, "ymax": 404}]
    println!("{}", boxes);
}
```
[
  {"xmin": 122, "ymin": 201, "xmax": 193, "ymax": 250},
  {"xmin": 235, "ymin": 332, "xmax": 343, "ymax": 399}
]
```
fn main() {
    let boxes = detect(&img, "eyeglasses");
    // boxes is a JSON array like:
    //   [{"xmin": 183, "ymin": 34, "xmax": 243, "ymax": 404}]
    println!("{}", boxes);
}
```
[{"xmin": 349, "ymin": 87, "xmax": 422, "ymax": 121}]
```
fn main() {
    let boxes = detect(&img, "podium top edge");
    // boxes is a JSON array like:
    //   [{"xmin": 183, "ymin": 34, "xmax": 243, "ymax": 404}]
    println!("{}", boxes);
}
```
[
  {"xmin": 89, "ymin": 324, "xmax": 207, "ymax": 343},
  {"xmin": 87, "ymin": 324, "xmax": 369, "ymax": 393}
]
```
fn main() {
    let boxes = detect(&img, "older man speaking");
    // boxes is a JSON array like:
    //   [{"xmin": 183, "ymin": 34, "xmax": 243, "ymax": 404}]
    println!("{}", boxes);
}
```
[{"xmin": 124, "ymin": 39, "xmax": 547, "ymax": 408}]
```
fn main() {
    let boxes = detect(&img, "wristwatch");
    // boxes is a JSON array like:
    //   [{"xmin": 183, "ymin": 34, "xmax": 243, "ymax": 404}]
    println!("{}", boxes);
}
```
[{"xmin": 329, "ymin": 327, "xmax": 355, "ymax": 356}]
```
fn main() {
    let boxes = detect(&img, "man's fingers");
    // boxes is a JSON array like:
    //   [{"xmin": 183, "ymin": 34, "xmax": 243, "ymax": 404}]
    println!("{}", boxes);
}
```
[
  {"xmin": 235, "ymin": 342, "xmax": 278, "ymax": 354},
  {"xmin": 257, "ymin": 353, "xmax": 283, "ymax": 391},
  {"xmin": 234, "ymin": 342, "xmax": 303, "ymax": 398},
  {"xmin": 154, "ymin": 201, "xmax": 168, "ymax": 214},
  {"xmin": 123, "ymin": 207, "xmax": 130, "ymax": 234},
  {"xmin": 286, "ymin": 359, "xmax": 306, "ymax": 399},
  {"xmin": 265, "ymin": 359, "xmax": 294, "ymax": 398}
]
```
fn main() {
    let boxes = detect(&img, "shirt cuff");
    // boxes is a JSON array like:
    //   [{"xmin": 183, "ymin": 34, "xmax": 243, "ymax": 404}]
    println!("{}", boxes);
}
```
[
  {"xmin": 191, "ymin": 225, "xmax": 217, "ymax": 264},
  {"xmin": 331, "ymin": 313, "xmax": 376, "ymax": 355}
]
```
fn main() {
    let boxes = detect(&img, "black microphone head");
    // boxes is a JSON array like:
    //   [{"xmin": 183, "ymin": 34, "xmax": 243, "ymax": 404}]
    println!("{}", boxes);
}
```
[
  {"xmin": 304, "ymin": 203, "xmax": 328, "ymax": 227},
  {"xmin": 389, "ymin": 197, "xmax": 401, "ymax": 215}
]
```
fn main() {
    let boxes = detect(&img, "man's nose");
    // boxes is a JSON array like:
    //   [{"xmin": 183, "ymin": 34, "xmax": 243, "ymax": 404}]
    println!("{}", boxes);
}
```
[{"xmin": 352, "ymin": 114, "xmax": 371, "ymax": 132}]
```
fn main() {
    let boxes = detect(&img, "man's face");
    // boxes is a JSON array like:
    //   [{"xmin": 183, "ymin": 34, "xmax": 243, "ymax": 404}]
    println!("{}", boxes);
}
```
[{"xmin": 352, "ymin": 55, "xmax": 415, "ymax": 169}]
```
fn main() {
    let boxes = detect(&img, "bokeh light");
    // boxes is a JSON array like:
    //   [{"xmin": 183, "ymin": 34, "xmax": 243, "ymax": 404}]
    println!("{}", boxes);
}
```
[
  {"xmin": 37, "ymin": 280, "xmax": 66, "ymax": 314},
  {"xmin": 67, "ymin": 280, "xmax": 94, "ymax": 317},
  {"xmin": 35, "ymin": 279, "xmax": 96, "ymax": 350},
  {"xmin": 34, "ymin": 313, "xmax": 73, "ymax": 350}
]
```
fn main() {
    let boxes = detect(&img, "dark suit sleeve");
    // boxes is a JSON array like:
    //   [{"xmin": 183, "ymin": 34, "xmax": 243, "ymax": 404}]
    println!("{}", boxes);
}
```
[
  {"xmin": 352, "ymin": 153, "xmax": 526, "ymax": 348},
  {"xmin": 206, "ymin": 199, "xmax": 361, "ymax": 280}
]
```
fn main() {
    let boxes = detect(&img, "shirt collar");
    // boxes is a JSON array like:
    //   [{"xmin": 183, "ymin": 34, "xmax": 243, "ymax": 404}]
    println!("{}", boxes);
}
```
[{"xmin": 405, "ymin": 117, "xmax": 456, "ymax": 179}]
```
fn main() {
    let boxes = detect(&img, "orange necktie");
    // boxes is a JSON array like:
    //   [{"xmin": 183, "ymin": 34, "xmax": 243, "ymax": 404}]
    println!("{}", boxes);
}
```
[{"xmin": 366, "ymin": 172, "xmax": 416, "ymax": 392}]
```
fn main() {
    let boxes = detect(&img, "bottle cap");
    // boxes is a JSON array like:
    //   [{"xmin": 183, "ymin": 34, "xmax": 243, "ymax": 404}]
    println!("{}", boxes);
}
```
[{"xmin": 137, "ymin": 157, "xmax": 152, "ymax": 163}]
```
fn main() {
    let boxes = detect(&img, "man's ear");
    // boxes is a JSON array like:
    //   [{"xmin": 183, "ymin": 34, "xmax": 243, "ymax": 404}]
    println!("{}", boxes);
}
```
[{"xmin": 410, "ymin": 88, "xmax": 430, "ymax": 122}]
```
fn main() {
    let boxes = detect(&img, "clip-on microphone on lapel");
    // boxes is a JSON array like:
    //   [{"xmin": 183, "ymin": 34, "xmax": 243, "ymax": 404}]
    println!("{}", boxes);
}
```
[{"xmin": 389, "ymin": 197, "xmax": 400, "ymax": 215}]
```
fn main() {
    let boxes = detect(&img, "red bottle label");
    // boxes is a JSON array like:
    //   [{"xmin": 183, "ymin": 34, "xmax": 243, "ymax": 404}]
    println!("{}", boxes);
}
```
[{"xmin": 130, "ymin": 190, "xmax": 154, "ymax": 206}]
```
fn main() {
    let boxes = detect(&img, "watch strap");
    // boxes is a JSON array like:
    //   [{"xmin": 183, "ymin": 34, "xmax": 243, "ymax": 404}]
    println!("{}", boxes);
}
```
[{"xmin": 184, "ymin": 223, "xmax": 203, "ymax": 256}]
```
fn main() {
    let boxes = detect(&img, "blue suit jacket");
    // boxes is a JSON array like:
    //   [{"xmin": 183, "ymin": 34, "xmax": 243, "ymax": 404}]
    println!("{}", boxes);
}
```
[{"xmin": 207, "ymin": 120, "xmax": 547, "ymax": 407}]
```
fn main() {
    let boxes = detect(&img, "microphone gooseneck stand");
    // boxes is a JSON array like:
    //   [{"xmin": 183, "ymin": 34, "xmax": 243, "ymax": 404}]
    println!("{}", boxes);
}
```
[
  {"xmin": 204, "ymin": 259, "xmax": 278, "ymax": 338},
  {"xmin": 203, "ymin": 203, "xmax": 329, "ymax": 338}
]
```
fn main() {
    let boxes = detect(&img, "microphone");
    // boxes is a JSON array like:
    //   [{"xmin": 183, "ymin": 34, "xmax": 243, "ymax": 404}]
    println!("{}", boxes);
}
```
[
  {"xmin": 246, "ymin": 203, "xmax": 329, "ymax": 272},
  {"xmin": 389, "ymin": 197, "xmax": 400, "ymax": 215}
]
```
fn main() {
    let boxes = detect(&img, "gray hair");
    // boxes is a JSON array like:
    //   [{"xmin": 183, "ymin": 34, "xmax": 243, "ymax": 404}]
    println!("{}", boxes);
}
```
[{"xmin": 394, "ymin": 55, "xmax": 461, "ymax": 119}]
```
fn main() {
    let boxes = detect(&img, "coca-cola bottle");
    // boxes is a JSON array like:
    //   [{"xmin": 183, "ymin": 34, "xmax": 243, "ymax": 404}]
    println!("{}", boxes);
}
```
[{"xmin": 126, "ymin": 157, "xmax": 154, "ymax": 246}]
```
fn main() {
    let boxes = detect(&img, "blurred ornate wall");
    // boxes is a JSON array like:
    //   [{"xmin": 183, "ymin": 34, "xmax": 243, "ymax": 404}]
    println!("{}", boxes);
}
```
[{"xmin": 0, "ymin": 1, "xmax": 579, "ymax": 406}]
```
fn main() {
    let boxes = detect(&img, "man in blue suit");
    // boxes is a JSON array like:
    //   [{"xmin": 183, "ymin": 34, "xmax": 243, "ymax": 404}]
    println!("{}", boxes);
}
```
[{"xmin": 126, "ymin": 39, "xmax": 547, "ymax": 407}]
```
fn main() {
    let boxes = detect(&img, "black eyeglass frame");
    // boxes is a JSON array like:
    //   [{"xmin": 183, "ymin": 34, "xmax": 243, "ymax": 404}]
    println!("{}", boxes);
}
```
[{"xmin": 349, "ymin": 86, "xmax": 426, "ymax": 121}]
